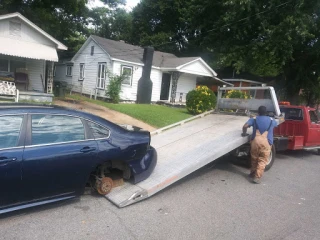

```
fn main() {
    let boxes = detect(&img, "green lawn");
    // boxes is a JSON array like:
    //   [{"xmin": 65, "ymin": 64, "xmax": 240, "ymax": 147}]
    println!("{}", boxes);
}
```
[{"xmin": 58, "ymin": 94, "xmax": 192, "ymax": 128}]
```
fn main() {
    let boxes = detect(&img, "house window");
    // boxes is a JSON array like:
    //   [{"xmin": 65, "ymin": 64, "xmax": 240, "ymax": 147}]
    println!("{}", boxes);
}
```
[
  {"xmin": 66, "ymin": 65, "xmax": 73, "ymax": 76},
  {"xmin": 9, "ymin": 21, "xmax": 21, "ymax": 37},
  {"xmin": 53, "ymin": 65, "xmax": 56, "ymax": 77},
  {"xmin": 121, "ymin": 66, "xmax": 133, "ymax": 86},
  {"xmin": 97, "ymin": 62, "xmax": 106, "ymax": 89},
  {"xmin": 91, "ymin": 46, "xmax": 94, "ymax": 56},
  {"xmin": 79, "ymin": 63, "xmax": 85, "ymax": 80}
]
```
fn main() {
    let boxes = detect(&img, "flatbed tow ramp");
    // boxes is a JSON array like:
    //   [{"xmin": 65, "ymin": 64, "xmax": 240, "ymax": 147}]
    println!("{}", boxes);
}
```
[{"xmin": 105, "ymin": 86, "xmax": 282, "ymax": 207}]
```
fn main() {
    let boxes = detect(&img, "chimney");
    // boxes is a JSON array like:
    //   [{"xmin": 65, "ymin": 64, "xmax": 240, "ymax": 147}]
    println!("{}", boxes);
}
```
[{"xmin": 136, "ymin": 47, "xmax": 154, "ymax": 104}]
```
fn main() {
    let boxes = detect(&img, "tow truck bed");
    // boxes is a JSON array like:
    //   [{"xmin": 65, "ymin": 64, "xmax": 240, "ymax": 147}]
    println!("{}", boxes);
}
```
[{"xmin": 105, "ymin": 113, "xmax": 251, "ymax": 207}]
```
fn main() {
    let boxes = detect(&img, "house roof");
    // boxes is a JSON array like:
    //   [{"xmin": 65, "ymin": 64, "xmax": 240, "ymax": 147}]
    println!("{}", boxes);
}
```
[
  {"xmin": 161, "ymin": 57, "xmax": 200, "ymax": 68},
  {"xmin": 91, "ymin": 35, "xmax": 178, "ymax": 67},
  {"xmin": 72, "ymin": 35, "xmax": 232, "ymax": 84},
  {"xmin": 0, "ymin": 12, "xmax": 67, "ymax": 50}
]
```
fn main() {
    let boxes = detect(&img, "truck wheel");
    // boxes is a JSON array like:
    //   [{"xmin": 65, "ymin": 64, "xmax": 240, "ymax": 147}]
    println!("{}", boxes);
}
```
[{"xmin": 265, "ymin": 145, "xmax": 276, "ymax": 171}]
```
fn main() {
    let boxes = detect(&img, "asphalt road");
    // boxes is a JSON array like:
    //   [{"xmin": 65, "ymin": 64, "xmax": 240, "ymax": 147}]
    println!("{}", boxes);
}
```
[{"xmin": 1, "ymin": 150, "xmax": 320, "ymax": 240}]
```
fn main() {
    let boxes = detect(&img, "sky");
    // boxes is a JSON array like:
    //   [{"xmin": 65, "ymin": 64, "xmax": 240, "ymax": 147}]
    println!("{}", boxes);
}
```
[{"xmin": 87, "ymin": 0, "xmax": 141, "ymax": 11}]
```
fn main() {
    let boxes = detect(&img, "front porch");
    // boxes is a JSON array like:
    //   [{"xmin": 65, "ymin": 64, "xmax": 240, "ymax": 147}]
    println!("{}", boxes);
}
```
[
  {"xmin": 159, "ymin": 58, "xmax": 231, "ymax": 104},
  {"xmin": 159, "ymin": 71, "xmax": 231, "ymax": 104},
  {"xmin": 0, "ymin": 55, "xmax": 55, "ymax": 102},
  {"xmin": 19, "ymin": 91, "xmax": 54, "ymax": 102}
]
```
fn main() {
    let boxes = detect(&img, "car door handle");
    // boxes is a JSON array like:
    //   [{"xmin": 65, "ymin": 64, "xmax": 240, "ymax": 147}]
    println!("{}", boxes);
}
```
[
  {"xmin": 0, "ymin": 157, "xmax": 17, "ymax": 164},
  {"xmin": 80, "ymin": 147, "xmax": 96, "ymax": 153}
]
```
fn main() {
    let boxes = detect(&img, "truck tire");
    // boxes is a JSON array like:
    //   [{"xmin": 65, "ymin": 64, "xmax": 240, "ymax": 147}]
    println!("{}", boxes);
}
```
[{"xmin": 264, "ymin": 145, "xmax": 276, "ymax": 171}]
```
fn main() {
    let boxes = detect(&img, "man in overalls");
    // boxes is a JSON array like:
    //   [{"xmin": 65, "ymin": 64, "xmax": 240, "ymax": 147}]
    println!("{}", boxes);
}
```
[{"xmin": 242, "ymin": 106, "xmax": 277, "ymax": 184}]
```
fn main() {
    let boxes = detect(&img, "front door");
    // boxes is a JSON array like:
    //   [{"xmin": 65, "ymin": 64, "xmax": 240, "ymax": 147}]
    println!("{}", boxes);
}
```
[
  {"xmin": 307, "ymin": 110, "xmax": 320, "ymax": 146},
  {"xmin": 0, "ymin": 115, "xmax": 25, "ymax": 209},
  {"xmin": 22, "ymin": 114, "xmax": 98, "ymax": 202},
  {"xmin": 160, "ymin": 73, "xmax": 171, "ymax": 100}
]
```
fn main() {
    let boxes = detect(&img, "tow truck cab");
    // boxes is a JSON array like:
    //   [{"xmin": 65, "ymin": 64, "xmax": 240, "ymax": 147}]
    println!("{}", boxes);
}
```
[{"xmin": 274, "ymin": 104, "xmax": 320, "ymax": 151}]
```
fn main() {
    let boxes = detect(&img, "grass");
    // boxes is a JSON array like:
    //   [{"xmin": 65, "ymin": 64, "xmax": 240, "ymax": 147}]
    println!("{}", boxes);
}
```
[{"xmin": 56, "ymin": 94, "xmax": 193, "ymax": 128}]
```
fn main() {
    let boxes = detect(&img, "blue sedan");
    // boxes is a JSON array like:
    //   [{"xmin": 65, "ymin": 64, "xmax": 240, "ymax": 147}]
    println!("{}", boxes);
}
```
[{"xmin": 0, "ymin": 104, "xmax": 157, "ymax": 214}]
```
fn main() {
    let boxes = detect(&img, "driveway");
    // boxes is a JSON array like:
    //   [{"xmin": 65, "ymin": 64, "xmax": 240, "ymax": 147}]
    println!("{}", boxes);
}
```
[{"xmin": 54, "ymin": 99, "xmax": 156, "ymax": 132}]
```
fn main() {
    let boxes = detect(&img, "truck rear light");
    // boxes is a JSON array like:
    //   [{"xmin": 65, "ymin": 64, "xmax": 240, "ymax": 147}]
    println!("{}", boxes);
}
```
[{"xmin": 279, "ymin": 101, "xmax": 290, "ymax": 105}]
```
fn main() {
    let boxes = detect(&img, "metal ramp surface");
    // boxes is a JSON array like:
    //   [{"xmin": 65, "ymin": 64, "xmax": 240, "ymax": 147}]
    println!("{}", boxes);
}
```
[{"xmin": 105, "ymin": 113, "xmax": 252, "ymax": 207}]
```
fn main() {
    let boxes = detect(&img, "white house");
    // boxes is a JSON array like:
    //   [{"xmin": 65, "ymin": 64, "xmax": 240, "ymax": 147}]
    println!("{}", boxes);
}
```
[
  {"xmin": 54, "ymin": 35, "xmax": 229, "ymax": 103},
  {"xmin": 0, "ymin": 12, "xmax": 67, "ymax": 102}
]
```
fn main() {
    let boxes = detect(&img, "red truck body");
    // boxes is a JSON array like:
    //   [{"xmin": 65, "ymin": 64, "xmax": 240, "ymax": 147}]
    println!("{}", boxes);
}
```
[{"xmin": 274, "ymin": 105, "xmax": 320, "ymax": 150}]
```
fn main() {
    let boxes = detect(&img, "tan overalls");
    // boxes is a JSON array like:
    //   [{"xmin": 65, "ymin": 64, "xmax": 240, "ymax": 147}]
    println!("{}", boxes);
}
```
[{"xmin": 250, "ymin": 118, "xmax": 272, "ymax": 179}]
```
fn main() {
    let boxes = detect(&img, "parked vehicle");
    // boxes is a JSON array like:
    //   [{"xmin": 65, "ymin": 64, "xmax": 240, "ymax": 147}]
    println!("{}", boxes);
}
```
[
  {"xmin": 0, "ymin": 104, "xmax": 157, "ymax": 214},
  {"xmin": 274, "ymin": 104, "xmax": 320, "ymax": 154}
]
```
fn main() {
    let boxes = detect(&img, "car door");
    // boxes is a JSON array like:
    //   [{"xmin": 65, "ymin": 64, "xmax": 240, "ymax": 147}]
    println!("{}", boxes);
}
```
[
  {"xmin": 307, "ymin": 110, "xmax": 320, "ymax": 146},
  {"xmin": 21, "ymin": 114, "xmax": 98, "ymax": 202},
  {"xmin": 0, "ymin": 115, "xmax": 25, "ymax": 209}
]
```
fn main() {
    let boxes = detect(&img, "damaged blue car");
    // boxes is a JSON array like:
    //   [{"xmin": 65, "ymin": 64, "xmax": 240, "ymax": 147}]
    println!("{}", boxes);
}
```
[{"xmin": 0, "ymin": 104, "xmax": 157, "ymax": 214}]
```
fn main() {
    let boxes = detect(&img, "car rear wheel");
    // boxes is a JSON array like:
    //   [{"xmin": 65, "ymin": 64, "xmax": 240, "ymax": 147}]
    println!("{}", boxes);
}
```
[{"xmin": 96, "ymin": 177, "xmax": 113, "ymax": 195}]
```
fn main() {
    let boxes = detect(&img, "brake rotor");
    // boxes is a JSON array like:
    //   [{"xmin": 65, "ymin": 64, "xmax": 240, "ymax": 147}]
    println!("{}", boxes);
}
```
[{"xmin": 96, "ymin": 177, "xmax": 113, "ymax": 195}]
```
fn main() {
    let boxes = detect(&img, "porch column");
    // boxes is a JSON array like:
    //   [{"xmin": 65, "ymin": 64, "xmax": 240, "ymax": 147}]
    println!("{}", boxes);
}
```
[
  {"xmin": 47, "ymin": 61, "xmax": 54, "ymax": 93},
  {"xmin": 170, "ymin": 71, "xmax": 181, "ymax": 103}
]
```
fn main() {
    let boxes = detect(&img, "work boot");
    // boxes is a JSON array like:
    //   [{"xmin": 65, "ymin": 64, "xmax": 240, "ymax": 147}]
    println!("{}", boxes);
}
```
[
  {"xmin": 248, "ymin": 172, "xmax": 255, "ymax": 179},
  {"xmin": 252, "ymin": 177, "xmax": 261, "ymax": 184}
]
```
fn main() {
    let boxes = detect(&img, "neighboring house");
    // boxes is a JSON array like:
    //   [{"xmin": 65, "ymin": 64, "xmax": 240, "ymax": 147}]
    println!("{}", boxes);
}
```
[
  {"xmin": 0, "ymin": 12, "xmax": 67, "ymax": 102},
  {"xmin": 54, "ymin": 35, "xmax": 229, "ymax": 103}
]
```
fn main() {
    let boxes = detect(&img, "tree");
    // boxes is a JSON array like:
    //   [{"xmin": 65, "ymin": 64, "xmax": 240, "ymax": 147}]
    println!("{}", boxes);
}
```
[
  {"xmin": 130, "ymin": 0, "xmax": 191, "ymax": 53},
  {"xmin": 186, "ymin": 0, "xmax": 320, "ymax": 103},
  {"xmin": 132, "ymin": 0, "xmax": 320, "ymax": 104}
]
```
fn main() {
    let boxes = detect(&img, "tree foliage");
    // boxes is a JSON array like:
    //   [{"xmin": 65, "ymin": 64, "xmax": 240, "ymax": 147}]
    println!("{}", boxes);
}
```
[{"xmin": 1, "ymin": 0, "xmax": 319, "ymax": 105}]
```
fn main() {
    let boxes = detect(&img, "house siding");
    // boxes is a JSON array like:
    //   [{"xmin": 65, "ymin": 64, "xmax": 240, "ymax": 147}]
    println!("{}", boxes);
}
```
[
  {"xmin": 113, "ymin": 61, "xmax": 141, "ymax": 101},
  {"xmin": 175, "ymin": 73, "xmax": 196, "ymax": 102},
  {"xmin": 55, "ymin": 39, "xmax": 112, "ymax": 96},
  {"xmin": 179, "ymin": 61, "xmax": 212, "ymax": 77},
  {"xmin": 75, "ymin": 39, "xmax": 111, "ymax": 97},
  {"xmin": 112, "ymin": 62, "xmax": 162, "ymax": 102},
  {"xmin": 150, "ymin": 69, "xmax": 162, "ymax": 102},
  {"xmin": 0, "ymin": 17, "xmax": 55, "ymax": 47}
]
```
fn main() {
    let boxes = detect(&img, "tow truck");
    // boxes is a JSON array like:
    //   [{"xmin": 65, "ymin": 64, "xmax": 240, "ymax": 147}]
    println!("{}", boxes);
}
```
[
  {"xmin": 274, "ymin": 103, "xmax": 320, "ymax": 154},
  {"xmin": 105, "ymin": 86, "xmax": 285, "ymax": 207}
]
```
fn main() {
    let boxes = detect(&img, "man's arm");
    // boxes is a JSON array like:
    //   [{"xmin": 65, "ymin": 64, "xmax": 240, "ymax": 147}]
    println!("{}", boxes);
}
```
[{"xmin": 242, "ymin": 123, "xmax": 250, "ymax": 136}]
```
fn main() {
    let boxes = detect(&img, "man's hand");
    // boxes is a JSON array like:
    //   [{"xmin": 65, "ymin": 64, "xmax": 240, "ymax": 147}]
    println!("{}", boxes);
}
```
[{"xmin": 241, "ymin": 133, "xmax": 249, "ymax": 137}]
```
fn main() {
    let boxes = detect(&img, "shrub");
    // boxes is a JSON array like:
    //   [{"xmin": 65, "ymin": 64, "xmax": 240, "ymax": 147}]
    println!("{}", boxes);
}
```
[
  {"xmin": 105, "ymin": 72, "xmax": 129, "ymax": 103},
  {"xmin": 186, "ymin": 86, "xmax": 217, "ymax": 114},
  {"xmin": 225, "ymin": 90, "xmax": 250, "ymax": 99}
]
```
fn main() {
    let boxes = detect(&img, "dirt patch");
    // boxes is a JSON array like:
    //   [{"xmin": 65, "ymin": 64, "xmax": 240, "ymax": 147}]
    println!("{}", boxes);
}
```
[{"xmin": 54, "ymin": 99, "xmax": 156, "ymax": 132}]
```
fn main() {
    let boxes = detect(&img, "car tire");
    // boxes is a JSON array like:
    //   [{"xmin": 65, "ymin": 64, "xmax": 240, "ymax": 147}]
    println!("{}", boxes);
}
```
[{"xmin": 264, "ymin": 145, "xmax": 276, "ymax": 171}]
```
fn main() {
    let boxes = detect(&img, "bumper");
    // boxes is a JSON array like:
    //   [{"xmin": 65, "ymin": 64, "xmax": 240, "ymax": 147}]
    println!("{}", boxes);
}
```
[{"xmin": 128, "ymin": 146, "xmax": 157, "ymax": 184}]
